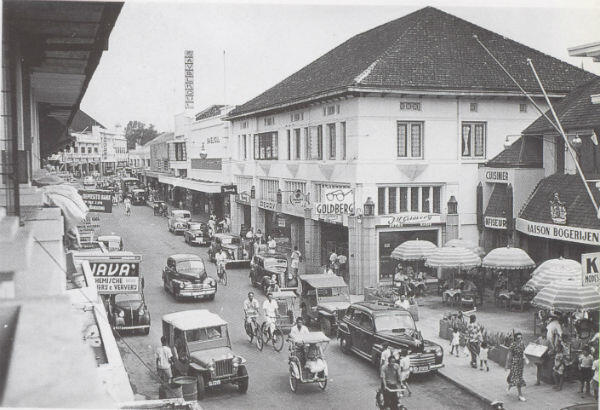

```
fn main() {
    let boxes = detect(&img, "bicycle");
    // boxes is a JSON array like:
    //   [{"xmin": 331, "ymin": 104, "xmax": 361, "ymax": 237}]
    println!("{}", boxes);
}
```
[
  {"xmin": 216, "ymin": 262, "xmax": 228, "ymax": 286},
  {"xmin": 375, "ymin": 385, "xmax": 408, "ymax": 410},
  {"xmin": 260, "ymin": 318, "xmax": 284, "ymax": 352},
  {"xmin": 244, "ymin": 314, "xmax": 263, "ymax": 351}
]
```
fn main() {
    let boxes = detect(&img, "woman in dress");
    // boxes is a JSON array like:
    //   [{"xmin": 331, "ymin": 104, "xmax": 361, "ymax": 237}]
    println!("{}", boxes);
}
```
[{"xmin": 506, "ymin": 332, "xmax": 529, "ymax": 402}]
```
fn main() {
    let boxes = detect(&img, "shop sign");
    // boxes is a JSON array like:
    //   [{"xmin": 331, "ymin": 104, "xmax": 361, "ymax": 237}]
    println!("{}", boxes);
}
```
[
  {"xmin": 484, "ymin": 216, "xmax": 507, "ymax": 230},
  {"xmin": 316, "ymin": 187, "xmax": 354, "ymax": 215},
  {"xmin": 79, "ymin": 189, "xmax": 113, "ymax": 213},
  {"xmin": 516, "ymin": 218, "xmax": 600, "ymax": 247},
  {"xmin": 289, "ymin": 190, "xmax": 310, "ymax": 207},
  {"xmin": 483, "ymin": 169, "xmax": 511, "ymax": 183},
  {"xmin": 236, "ymin": 192, "xmax": 251, "ymax": 205},
  {"xmin": 87, "ymin": 255, "xmax": 142, "ymax": 294},
  {"xmin": 221, "ymin": 184, "xmax": 238, "ymax": 194},
  {"xmin": 259, "ymin": 199, "xmax": 276, "ymax": 210},
  {"xmin": 582, "ymin": 252, "xmax": 600, "ymax": 286},
  {"xmin": 277, "ymin": 215, "xmax": 286, "ymax": 227},
  {"xmin": 379, "ymin": 212, "xmax": 442, "ymax": 228}
]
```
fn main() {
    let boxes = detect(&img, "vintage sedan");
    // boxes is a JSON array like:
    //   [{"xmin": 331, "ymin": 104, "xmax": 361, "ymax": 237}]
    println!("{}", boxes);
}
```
[
  {"xmin": 337, "ymin": 302, "xmax": 444, "ymax": 375},
  {"xmin": 107, "ymin": 292, "xmax": 150, "ymax": 334},
  {"xmin": 183, "ymin": 222, "xmax": 210, "ymax": 246},
  {"xmin": 130, "ymin": 188, "xmax": 147, "ymax": 205},
  {"xmin": 299, "ymin": 274, "xmax": 351, "ymax": 337},
  {"xmin": 167, "ymin": 209, "xmax": 192, "ymax": 234},
  {"xmin": 208, "ymin": 233, "xmax": 251, "ymax": 267},
  {"xmin": 163, "ymin": 310, "xmax": 249, "ymax": 400},
  {"xmin": 249, "ymin": 252, "xmax": 291, "ymax": 294},
  {"xmin": 162, "ymin": 254, "xmax": 217, "ymax": 300}
]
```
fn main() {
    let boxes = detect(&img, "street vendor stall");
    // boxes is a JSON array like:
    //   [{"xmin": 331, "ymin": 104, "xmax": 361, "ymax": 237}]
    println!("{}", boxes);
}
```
[{"xmin": 482, "ymin": 246, "xmax": 535, "ymax": 311}]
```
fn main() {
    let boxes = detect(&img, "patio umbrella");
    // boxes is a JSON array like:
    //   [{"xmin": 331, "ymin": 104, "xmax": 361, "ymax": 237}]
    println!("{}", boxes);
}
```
[
  {"xmin": 425, "ymin": 246, "xmax": 481, "ymax": 269},
  {"xmin": 532, "ymin": 279, "xmax": 600, "ymax": 312},
  {"xmin": 482, "ymin": 246, "xmax": 536, "ymax": 270},
  {"xmin": 390, "ymin": 239, "xmax": 437, "ymax": 261},
  {"xmin": 445, "ymin": 238, "xmax": 485, "ymax": 257},
  {"xmin": 526, "ymin": 257, "xmax": 581, "ymax": 292}
]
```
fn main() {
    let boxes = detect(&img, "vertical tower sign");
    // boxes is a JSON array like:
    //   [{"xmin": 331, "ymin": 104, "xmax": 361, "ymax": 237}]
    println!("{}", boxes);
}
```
[{"xmin": 184, "ymin": 50, "xmax": 194, "ymax": 109}]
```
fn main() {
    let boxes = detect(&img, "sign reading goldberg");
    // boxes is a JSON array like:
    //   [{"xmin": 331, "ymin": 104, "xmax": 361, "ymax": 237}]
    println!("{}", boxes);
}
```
[
  {"xmin": 79, "ymin": 189, "xmax": 113, "ymax": 213},
  {"xmin": 315, "ymin": 188, "xmax": 354, "ymax": 215}
]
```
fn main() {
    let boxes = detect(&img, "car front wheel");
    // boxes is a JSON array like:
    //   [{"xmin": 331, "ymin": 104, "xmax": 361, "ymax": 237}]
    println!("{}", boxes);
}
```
[
  {"xmin": 340, "ymin": 336, "xmax": 351, "ymax": 354},
  {"xmin": 237, "ymin": 366, "xmax": 248, "ymax": 393},
  {"xmin": 196, "ymin": 375, "xmax": 206, "ymax": 400},
  {"xmin": 320, "ymin": 317, "xmax": 332, "ymax": 336}
]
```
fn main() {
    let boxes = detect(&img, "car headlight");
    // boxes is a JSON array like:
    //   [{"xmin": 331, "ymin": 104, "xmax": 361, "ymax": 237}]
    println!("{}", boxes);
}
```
[
  {"xmin": 435, "ymin": 348, "xmax": 443, "ymax": 357},
  {"xmin": 232, "ymin": 356, "xmax": 242, "ymax": 367},
  {"xmin": 138, "ymin": 307, "xmax": 145, "ymax": 315},
  {"xmin": 208, "ymin": 361, "xmax": 215, "ymax": 372},
  {"xmin": 118, "ymin": 310, "xmax": 125, "ymax": 318}
]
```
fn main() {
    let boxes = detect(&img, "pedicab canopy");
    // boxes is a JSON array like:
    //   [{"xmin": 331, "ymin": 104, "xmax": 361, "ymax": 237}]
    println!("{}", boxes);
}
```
[
  {"xmin": 526, "ymin": 257, "xmax": 582, "ymax": 292},
  {"xmin": 291, "ymin": 331, "xmax": 330, "ymax": 344},
  {"xmin": 390, "ymin": 239, "xmax": 437, "ymax": 261},
  {"xmin": 162, "ymin": 310, "xmax": 227, "ymax": 330},
  {"xmin": 299, "ymin": 274, "xmax": 347, "ymax": 288},
  {"xmin": 482, "ymin": 246, "xmax": 535, "ymax": 270},
  {"xmin": 532, "ymin": 279, "xmax": 600, "ymax": 313},
  {"xmin": 271, "ymin": 291, "xmax": 297, "ymax": 299}
]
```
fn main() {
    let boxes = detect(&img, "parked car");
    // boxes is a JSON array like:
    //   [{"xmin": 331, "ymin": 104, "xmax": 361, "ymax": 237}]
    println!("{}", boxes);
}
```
[
  {"xmin": 97, "ymin": 235, "xmax": 123, "ymax": 252},
  {"xmin": 168, "ymin": 209, "xmax": 192, "ymax": 234},
  {"xmin": 249, "ymin": 252, "xmax": 290, "ymax": 294},
  {"xmin": 207, "ymin": 233, "xmax": 251, "ymax": 267},
  {"xmin": 183, "ymin": 222, "xmax": 210, "ymax": 246},
  {"xmin": 162, "ymin": 310, "xmax": 249, "ymax": 400},
  {"xmin": 299, "ymin": 274, "xmax": 351, "ymax": 337},
  {"xmin": 83, "ymin": 176, "xmax": 96, "ymax": 188},
  {"xmin": 130, "ymin": 188, "xmax": 146, "ymax": 205},
  {"xmin": 162, "ymin": 254, "xmax": 217, "ymax": 300},
  {"xmin": 106, "ymin": 292, "xmax": 150, "ymax": 334},
  {"xmin": 337, "ymin": 302, "xmax": 444, "ymax": 374}
]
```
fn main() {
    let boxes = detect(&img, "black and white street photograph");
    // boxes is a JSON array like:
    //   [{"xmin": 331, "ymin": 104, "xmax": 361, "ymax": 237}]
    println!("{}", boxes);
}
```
[{"xmin": 1, "ymin": 0, "xmax": 600, "ymax": 409}]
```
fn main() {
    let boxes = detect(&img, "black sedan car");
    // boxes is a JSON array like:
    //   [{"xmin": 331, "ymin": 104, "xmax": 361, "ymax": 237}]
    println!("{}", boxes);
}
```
[
  {"xmin": 107, "ymin": 292, "xmax": 150, "ymax": 334},
  {"xmin": 337, "ymin": 302, "xmax": 443, "ymax": 375},
  {"xmin": 162, "ymin": 254, "xmax": 217, "ymax": 300},
  {"xmin": 183, "ymin": 222, "xmax": 210, "ymax": 246}
]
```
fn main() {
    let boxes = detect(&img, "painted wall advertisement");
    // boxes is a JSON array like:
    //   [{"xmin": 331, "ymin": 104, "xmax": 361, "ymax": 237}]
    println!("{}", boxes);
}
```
[
  {"xmin": 582, "ymin": 252, "xmax": 600, "ymax": 286},
  {"xmin": 377, "ymin": 212, "xmax": 442, "ymax": 227},
  {"xmin": 87, "ymin": 254, "xmax": 142, "ymax": 294},
  {"xmin": 315, "ymin": 188, "xmax": 354, "ymax": 215},
  {"xmin": 79, "ymin": 189, "xmax": 113, "ymax": 213}
]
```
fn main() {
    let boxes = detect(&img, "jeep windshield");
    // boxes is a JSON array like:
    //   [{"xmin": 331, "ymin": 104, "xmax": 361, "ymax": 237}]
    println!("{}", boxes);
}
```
[
  {"xmin": 317, "ymin": 286, "xmax": 350, "ymax": 302},
  {"xmin": 186, "ymin": 326, "xmax": 222, "ymax": 342},
  {"xmin": 176, "ymin": 260, "xmax": 205, "ymax": 277},
  {"xmin": 374, "ymin": 312, "xmax": 416, "ymax": 333},
  {"xmin": 264, "ymin": 257, "xmax": 287, "ymax": 271}
]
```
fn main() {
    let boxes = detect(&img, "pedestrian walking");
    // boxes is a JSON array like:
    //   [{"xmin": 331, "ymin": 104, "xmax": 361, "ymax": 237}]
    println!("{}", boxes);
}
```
[
  {"xmin": 479, "ymin": 341, "xmax": 489, "ymax": 371},
  {"xmin": 123, "ymin": 196, "xmax": 131, "ymax": 216},
  {"xmin": 267, "ymin": 235, "xmax": 277, "ymax": 253},
  {"xmin": 578, "ymin": 346, "xmax": 594, "ymax": 397},
  {"xmin": 450, "ymin": 327, "xmax": 460, "ymax": 357},
  {"xmin": 398, "ymin": 348, "xmax": 412, "ymax": 396},
  {"xmin": 467, "ymin": 315, "xmax": 481, "ymax": 368},
  {"xmin": 156, "ymin": 336, "xmax": 173, "ymax": 383},
  {"xmin": 506, "ymin": 332, "xmax": 528, "ymax": 401},
  {"xmin": 290, "ymin": 246, "xmax": 301, "ymax": 278},
  {"xmin": 534, "ymin": 329, "xmax": 552, "ymax": 385}
]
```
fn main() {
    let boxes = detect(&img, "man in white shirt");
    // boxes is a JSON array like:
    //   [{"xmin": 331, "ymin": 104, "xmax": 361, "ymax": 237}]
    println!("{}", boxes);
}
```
[
  {"xmin": 290, "ymin": 246, "xmax": 301, "ymax": 278},
  {"xmin": 267, "ymin": 236, "xmax": 277, "ymax": 253},
  {"xmin": 289, "ymin": 317, "xmax": 309, "ymax": 341},
  {"xmin": 262, "ymin": 292, "xmax": 279, "ymax": 340},
  {"xmin": 215, "ymin": 249, "xmax": 228, "ymax": 280},
  {"xmin": 156, "ymin": 336, "xmax": 173, "ymax": 383},
  {"xmin": 547, "ymin": 315, "xmax": 563, "ymax": 348},
  {"xmin": 243, "ymin": 292, "xmax": 260, "ymax": 326},
  {"xmin": 395, "ymin": 294, "xmax": 411, "ymax": 310}
]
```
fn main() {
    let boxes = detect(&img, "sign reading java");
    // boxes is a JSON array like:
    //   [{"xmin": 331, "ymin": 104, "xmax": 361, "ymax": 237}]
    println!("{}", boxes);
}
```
[
  {"xmin": 582, "ymin": 252, "xmax": 600, "ymax": 286},
  {"xmin": 88, "ymin": 255, "xmax": 142, "ymax": 294},
  {"xmin": 79, "ymin": 189, "xmax": 113, "ymax": 213},
  {"xmin": 516, "ymin": 218, "xmax": 600, "ymax": 246}
]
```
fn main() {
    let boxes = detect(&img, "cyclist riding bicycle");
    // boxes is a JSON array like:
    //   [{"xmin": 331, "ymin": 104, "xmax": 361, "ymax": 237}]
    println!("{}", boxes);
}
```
[
  {"xmin": 262, "ymin": 292, "xmax": 278, "ymax": 340},
  {"xmin": 215, "ymin": 249, "xmax": 228, "ymax": 281},
  {"xmin": 243, "ymin": 291, "xmax": 260, "ymax": 326}
]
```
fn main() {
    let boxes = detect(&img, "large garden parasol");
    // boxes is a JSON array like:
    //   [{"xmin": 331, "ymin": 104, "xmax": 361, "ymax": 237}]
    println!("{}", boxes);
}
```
[
  {"xmin": 526, "ymin": 257, "xmax": 582, "ymax": 292},
  {"xmin": 482, "ymin": 246, "xmax": 536, "ymax": 270},
  {"xmin": 391, "ymin": 239, "xmax": 437, "ymax": 261},
  {"xmin": 532, "ymin": 279, "xmax": 600, "ymax": 312}
]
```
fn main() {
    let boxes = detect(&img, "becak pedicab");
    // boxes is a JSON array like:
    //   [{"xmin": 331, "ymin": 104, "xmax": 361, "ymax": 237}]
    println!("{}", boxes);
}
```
[{"xmin": 288, "ymin": 331, "xmax": 329, "ymax": 392}]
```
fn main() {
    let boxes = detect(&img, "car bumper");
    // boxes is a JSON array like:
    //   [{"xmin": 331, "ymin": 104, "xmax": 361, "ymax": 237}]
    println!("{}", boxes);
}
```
[
  {"xmin": 410, "ymin": 363, "xmax": 444, "ymax": 374},
  {"xmin": 191, "ymin": 237, "xmax": 207, "ymax": 245},
  {"xmin": 224, "ymin": 259, "xmax": 250, "ymax": 266},
  {"xmin": 114, "ymin": 324, "xmax": 150, "ymax": 331},
  {"xmin": 176, "ymin": 288, "xmax": 216, "ymax": 298},
  {"xmin": 207, "ymin": 374, "xmax": 248, "ymax": 386}
]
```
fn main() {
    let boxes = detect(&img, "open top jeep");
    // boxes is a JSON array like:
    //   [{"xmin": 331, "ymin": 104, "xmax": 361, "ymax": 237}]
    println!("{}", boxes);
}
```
[
  {"xmin": 162, "ymin": 310, "xmax": 248, "ymax": 400},
  {"xmin": 299, "ymin": 274, "xmax": 351, "ymax": 337}
]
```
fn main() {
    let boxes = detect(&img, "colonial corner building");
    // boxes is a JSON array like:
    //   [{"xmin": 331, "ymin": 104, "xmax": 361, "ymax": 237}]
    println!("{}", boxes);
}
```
[{"xmin": 224, "ymin": 7, "xmax": 595, "ymax": 293}]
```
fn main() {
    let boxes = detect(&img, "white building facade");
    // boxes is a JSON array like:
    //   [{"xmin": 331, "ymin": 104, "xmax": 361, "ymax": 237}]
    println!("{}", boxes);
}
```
[{"xmin": 95, "ymin": 125, "xmax": 127, "ymax": 175}]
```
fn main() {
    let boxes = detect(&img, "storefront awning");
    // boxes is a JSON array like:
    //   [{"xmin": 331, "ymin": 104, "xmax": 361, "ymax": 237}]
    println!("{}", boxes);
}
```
[
  {"xmin": 483, "ymin": 184, "xmax": 511, "ymax": 230},
  {"xmin": 158, "ymin": 174, "xmax": 223, "ymax": 194}
]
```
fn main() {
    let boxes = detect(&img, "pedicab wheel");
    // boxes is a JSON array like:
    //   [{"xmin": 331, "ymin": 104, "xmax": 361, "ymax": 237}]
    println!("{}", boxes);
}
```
[
  {"xmin": 289, "ymin": 368, "xmax": 298, "ymax": 393},
  {"xmin": 272, "ymin": 329, "xmax": 284, "ymax": 352},
  {"xmin": 320, "ymin": 317, "xmax": 332, "ymax": 336},
  {"xmin": 318, "ymin": 378, "xmax": 327, "ymax": 390},
  {"xmin": 237, "ymin": 366, "xmax": 249, "ymax": 393},
  {"xmin": 196, "ymin": 375, "xmax": 206, "ymax": 400}
]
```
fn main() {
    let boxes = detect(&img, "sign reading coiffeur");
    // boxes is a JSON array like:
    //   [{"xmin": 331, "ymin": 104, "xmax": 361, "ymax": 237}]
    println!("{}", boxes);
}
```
[{"xmin": 484, "ymin": 216, "xmax": 507, "ymax": 230}]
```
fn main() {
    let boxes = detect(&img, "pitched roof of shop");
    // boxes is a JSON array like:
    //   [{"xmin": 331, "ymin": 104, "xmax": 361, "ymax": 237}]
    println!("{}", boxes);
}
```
[
  {"xmin": 228, "ymin": 6, "xmax": 596, "ymax": 118},
  {"xmin": 485, "ymin": 137, "xmax": 543, "ymax": 168},
  {"xmin": 69, "ymin": 110, "xmax": 105, "ymax": 132},
  {"xmin": 523, "ymin": 78, "xmax": 600, "ymax": 134},
  {"xmin": 195, "ymin": 105, "xmax": 226, "ymax": 121},
  {"xmin": 519, "ymin": 173, "xmax": 600, "ymax": 229}
]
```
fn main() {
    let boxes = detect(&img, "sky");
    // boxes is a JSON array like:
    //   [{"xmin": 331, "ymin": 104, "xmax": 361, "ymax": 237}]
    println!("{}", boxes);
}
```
[{"xmin": 81, "ymin": 0, "xmax": 600, "ymax": 132}]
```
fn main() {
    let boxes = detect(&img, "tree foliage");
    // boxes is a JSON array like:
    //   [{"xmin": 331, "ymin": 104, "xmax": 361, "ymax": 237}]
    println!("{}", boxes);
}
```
[{"xmin": 125, "ymin": 120, "xmax": 159, "ymax": 150}]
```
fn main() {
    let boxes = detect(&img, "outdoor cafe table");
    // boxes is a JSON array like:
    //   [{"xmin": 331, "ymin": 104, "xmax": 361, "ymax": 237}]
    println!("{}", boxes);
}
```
[{"xmin": 443, "ymin": 288, "xmax": 461, "ymax": 306}]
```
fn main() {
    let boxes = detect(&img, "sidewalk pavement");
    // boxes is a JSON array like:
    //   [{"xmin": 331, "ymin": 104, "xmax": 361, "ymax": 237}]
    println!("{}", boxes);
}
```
[{"xmin": 416, "ymin": 300, "xmax": 597, "ymax": 409}]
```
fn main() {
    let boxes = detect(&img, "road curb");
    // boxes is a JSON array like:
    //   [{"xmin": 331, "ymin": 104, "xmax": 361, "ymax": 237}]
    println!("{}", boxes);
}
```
[{"xmin": 435, "ymin": 368, "xmax": 495, "ymax": 407}]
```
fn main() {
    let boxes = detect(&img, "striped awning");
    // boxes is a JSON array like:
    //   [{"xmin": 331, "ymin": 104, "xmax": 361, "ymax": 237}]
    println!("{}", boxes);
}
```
[
  {"xmin": 526, "ymin": 257, "xmax": 582, "ymax": 292},
  {"xmin": 482, "ymin": 246, "xmax": 536, "ymax": 270},
  {"xmin": 390, "ymin": 239, "xmax": 437, "ymax": 261},
  {"xmin": 425, "ymin": 246, "xmax": 481, "ymax": 269},
  {"xmin": 532, "ymin": 279, "xmax": 600, "ymax": 312}
]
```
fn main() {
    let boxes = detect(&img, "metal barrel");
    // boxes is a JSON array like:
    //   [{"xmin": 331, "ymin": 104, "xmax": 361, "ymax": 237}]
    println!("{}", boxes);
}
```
[
  {"xmin": 172, "ymin": 376, "xmax": 197, "ymax": 401},
  {"xmin": 158, "ymin": 383, "xmax": 182, "ymax": 399}
]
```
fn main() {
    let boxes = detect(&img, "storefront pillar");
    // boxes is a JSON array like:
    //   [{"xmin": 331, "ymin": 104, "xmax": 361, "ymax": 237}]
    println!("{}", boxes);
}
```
[
  {"xmin": 303, "ymin": 214, "xmax": 321, "ymax": 275},
  {"xmin": 348, "ymin": 215, "xmax": 378, "ymax": 294},
  {"xmin": 231, "ymin": 200, "xmax": 242, "ymax": 236},
  {"xmin": 251, "ymin": 204, "xmax": 264, "ymax": 233}
]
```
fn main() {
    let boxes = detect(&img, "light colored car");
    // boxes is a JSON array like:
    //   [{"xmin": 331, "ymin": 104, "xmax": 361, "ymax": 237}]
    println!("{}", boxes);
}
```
[{"xmin": 167, "ymin": 209, "xmax": 192, "ymax": 234}]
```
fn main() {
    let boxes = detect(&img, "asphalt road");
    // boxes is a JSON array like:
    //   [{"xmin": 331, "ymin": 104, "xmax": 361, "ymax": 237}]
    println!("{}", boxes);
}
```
[{"xmin": 97, "ymin": 204, "xmax": 487, "ymax": 410}]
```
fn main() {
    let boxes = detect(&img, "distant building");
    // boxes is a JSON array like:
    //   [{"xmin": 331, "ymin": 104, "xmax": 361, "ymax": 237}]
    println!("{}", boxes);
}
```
[{"xmin": 97, "ymin": 124, "xmax": 127, "ymax": 175}]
